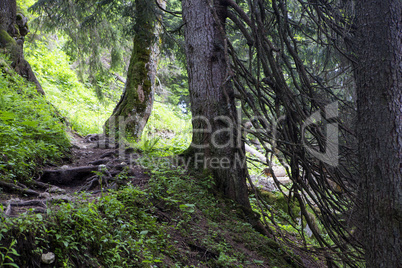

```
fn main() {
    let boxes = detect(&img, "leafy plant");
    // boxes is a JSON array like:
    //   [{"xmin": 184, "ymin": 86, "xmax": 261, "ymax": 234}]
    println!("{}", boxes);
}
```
[
  {"xmin": 0, "ymin": 54, "xmax": 70, "ymax": 181},
  {"xmin": 0, "ymin": 239, "xmax": 20, "ymax": 268}
]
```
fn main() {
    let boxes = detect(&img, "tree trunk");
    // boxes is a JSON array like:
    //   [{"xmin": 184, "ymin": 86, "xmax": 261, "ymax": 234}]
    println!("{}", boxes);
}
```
[
  {"xmin": 354, "ymin": 1, "xmax": 401, "ymax": 266},
  {"xmin": 0, "ymin": 0, "xmax": 44, "ymax": 95},
  {"xmin": 104, "ymin": 0, "xmax": 165, "ymax": 140},
  {"xmin": 0, "ymin": 0, "xmax": 16, "ymax": 33},
  {"xmin": 182, "ymin": 0, "xmax": 250, "ymax": 208}
]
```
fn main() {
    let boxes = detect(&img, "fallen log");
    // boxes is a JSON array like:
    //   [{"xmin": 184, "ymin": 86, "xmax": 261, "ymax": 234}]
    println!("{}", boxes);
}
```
[{"xmin": 245, "ymin": 144, "xmax": 267, "ymax": 163}]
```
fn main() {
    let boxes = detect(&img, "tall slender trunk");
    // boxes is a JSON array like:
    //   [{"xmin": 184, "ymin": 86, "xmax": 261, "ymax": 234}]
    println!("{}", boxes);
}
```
[
  {"xmin": 182, "ymin": 0, "xmax": 250, "ymax": 208},
  {"xmin": 354, "ymin": 1, "xmax": 401, "ymax": 266},
  {"xmin": 105, "ymin": 0, "xmax": 165, "ymax": 140}
]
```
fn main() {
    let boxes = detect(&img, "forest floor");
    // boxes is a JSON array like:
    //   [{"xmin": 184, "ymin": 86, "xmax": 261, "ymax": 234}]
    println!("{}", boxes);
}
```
[
  {"xmin": 0, "ymin": 132, "xmax": 149, "ymax": 217},
  {"xmin": 0, "ymin": 132, "xmax": 324, "ymax": 268}
]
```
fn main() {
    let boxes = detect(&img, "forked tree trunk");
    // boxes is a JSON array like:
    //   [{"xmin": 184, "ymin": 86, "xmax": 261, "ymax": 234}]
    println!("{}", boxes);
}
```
[
  {"xmin": 105, "ymin": 0, "xmax": 165, "ymax": 140},
  {"xmin": 354, "ymin": 1, "xmax": 401, "ymax": 266},
  {"xmin": 0, "ymin": 0, "xmax": 44, "ymax": 94},
  {"xmin": 182, "ymin": 0, "xmax": 250, "ymax": 208}
]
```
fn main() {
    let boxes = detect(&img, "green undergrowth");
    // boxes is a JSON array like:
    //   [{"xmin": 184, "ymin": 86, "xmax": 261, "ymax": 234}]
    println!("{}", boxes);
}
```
[
  {"xmin": 25, "ymin": 39, "xmax": 119, "ymax": 135},
  {"xmin": 0, "ymin": 164, "xmax": 302, "ymax": 267},
  {"xmin": 0, "ymin": 55, "xmax": 70, "ymax": 182},
  {"xmin": 25, "ymin": 38, "xmax": 191, "ymax": 147},
  {"xmin": 131, "ymin": 100, "xmax": 192, "ymax": 156}
]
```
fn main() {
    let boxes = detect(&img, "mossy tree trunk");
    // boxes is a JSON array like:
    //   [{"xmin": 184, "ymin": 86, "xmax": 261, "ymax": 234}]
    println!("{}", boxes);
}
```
[
  {"xmin": 0, "ymin": 0, "xmax": 44, "ymax": 95},
  {"xmin": 182, "ymin": 0, "xmax": 251, "ymax": 209},
  {"xmin": 104, "ymin": 0, "xmax": 165, "ymax": 140}
]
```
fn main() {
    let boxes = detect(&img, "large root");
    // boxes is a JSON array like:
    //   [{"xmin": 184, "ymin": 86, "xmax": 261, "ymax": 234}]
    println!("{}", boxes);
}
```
[
  {"xmin": 1, "ymin": 196, "xmax": 73, "ymax": 217},
  {"xmin": 0, "ymin": 180, "xmax": 40, "ymax": 196}
]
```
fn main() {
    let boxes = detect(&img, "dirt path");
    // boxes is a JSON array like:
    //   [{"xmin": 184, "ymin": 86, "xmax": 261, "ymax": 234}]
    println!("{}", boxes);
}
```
[
  {"xmin": 0, "ymin": 132, "xmax": 292, "ymax": 217},
  {"xmin": 0, "ymin": 133, "xmax": 149, "ymax": 217},
  {"xmin": 0, "ymin": 133, "xmax": 327, "ymax": 267}
]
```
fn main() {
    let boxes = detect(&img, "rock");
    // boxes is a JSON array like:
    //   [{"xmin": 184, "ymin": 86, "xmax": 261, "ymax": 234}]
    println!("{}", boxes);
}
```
[
  {"xmin": 276, "ymin": 177, "xmax": 292, "ymax": 185},
  {"xmin": 41, "ymin": 252, "xmax": 55, "ymax": 264},
  {"xmin": 249, "ymin": 174, "xmax": 292, "ymax": 192},
  {"xmin": 47, "ymin": 186, "xmax": 66, "ymax": 194},
  {"xmin": 40, "ymin": 166, "xmax": 99, "ymax": 185},
  {"xmin": 49, "ymin": 195, "xmax": 72, "ymax": 203},
  {"xmin": 249, "ymin": 175, "xmax": 277, "ymax": 191},
  {"xmin": 83, "ymin": 134, "xmax": 100, "ymax": 143},
  {"xmin": 39, "ymin": 192, "xmax": 51, "ymax": 199},
  {"xmin": 263, "ymin": 166, "xmax": 287, "ymax": 177}
]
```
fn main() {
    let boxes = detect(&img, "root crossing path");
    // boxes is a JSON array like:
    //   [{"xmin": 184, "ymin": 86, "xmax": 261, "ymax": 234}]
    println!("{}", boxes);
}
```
[{"xmin": 0, "ymin": 133, "xmax": 149, "ymax": 217}]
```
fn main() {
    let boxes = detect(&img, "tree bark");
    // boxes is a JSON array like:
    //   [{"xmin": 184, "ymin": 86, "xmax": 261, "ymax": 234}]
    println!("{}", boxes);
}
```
[
  {"xmin": 0, "ymin": 0, "xmax": 44, "ymax": 95},
  {"xmin": 105, "ymin": 0, "xmax": 165, "ymax": 140},
  {"xmin": 354, "ymin": 1, "xmax": 401, "ymax": 266},
  {"xmin": 182, "ymin": 0, "xmax": 250, "ymax": 208},
  {"xmin": 0, "ymin": 0, "xmax": 16, "ymax": 33}
]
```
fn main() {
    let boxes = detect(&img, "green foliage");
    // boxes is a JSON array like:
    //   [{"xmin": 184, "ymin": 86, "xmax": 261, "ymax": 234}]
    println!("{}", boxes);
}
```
[
  {"xmin": 25, "ymin": 39, "xmax": 119, "ymax": 135},
  {"xmin": 0, "ymin": 55, "xmax": 70, "ymax": 181},
  {"xmin": 17, "ymin": 0, "xmax": 36, "ymax": 14},
  {"xmin": 138, "ymin": 101, "xmax": 191, "ymax": 156},
  {"xmin": 28, "ymin": 0, "xmax": 135, "ymax": 96},
  {"xmin": 0, "ymin": 186, "xmax": 168, "ymax": 267},
  {"xmin": 1, "ymin": 165, "xmax": 301, "ymax": 267},
  {"xmin": 0, "ymin": 237, "xmax": 20, "ymax": 268},
  {"xmin": 145, "ymin": 167, "xmax": 298, "ymax": 267},
  {"xmin": 157, "ymin": 55, "xmax": 189, "ymax": 107}
]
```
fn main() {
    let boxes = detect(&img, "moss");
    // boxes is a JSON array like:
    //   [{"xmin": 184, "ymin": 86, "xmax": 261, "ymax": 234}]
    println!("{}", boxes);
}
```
[
  {"xmin": 259, "ymin": 189, "xmax": 301, "ymax": 217},
  {"xmin": 0, "ymin": 29, "xmax": 17, "ymax": 47},
  {"xmin": 104, "ymin": 3, "xmax": 155, "ymax": 139},
  {"xmin": 0, "ymin": 57, "xmax": 14, "ymax": 76}
]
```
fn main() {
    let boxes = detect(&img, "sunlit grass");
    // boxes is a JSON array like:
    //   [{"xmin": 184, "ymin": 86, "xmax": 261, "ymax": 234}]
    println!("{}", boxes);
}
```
[{"xmin": 25, "ymin": 40, "xmax": 117, "ymax": 135}]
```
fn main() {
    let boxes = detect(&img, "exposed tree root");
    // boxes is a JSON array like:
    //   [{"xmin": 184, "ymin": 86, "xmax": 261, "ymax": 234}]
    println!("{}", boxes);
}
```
[
  {"xmin": 0, "ymin": 134, "xmax": 148, "ymax": 218},
  {"xmin": 39, "ymin": 166, "xmax": 101, "ymax": 185},
  {"xmin": 1, "ymin": 196, "xmax": 73, "ymax": 217},
  {"xmin": 1, "ymin": 200, "xmax": 46, "ymax": 217},
  {"xmin": 78, "ymin": 167, "xmax": 114, "ymax": 192},
  {"xmin": 0, "ymin": 180, "xmax": 40, "ymax": 196}
]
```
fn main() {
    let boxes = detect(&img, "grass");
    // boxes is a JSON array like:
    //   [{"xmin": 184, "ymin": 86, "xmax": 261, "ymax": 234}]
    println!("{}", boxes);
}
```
[
  {"xmin": 25, "ymin": 39, "xmax": 118, "ymax": 135},
  {"xmin": 0, "ymin": 54, "xmax": 70, "ymax": 181},
  {"xmin": 135, "ymin": 100, "xmax": 192, "ymax": 156}
]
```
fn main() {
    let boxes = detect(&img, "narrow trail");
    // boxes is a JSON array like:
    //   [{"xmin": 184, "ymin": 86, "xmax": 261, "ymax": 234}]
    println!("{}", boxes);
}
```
[
  {"xmin": 0, "ymin": 134, "xmax": 325, "ymax": 268},
  {"xmin": 0, "ymin": 132, "xmax": 292, "ymax": 217},
  {"xmin": 0, "ymin": 133, "xmax": 149, "ymax": 217}
]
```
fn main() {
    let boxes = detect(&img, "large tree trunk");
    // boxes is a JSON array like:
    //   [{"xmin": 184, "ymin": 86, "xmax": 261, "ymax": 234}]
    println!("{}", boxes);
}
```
[
  {"xmin": 0, "ymin": 0, "xmax": 44, "ymax": 95},
  {"xmin": 182, "ymin": 0, "xmax": 250, "ymax": 208},
  {"xmin": 354, "ymin": 1, "xmax": 401, "ymax": 266},
  {"xmin": 105, "ymin": 0, "xmax": 165, "ymax": 140}
]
